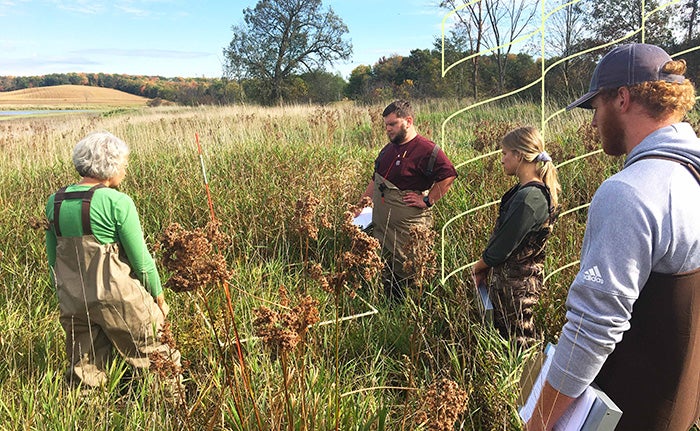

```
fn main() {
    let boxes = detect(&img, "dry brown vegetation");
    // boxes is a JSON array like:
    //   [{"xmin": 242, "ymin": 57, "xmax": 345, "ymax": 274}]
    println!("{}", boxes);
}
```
[
  {"xmin": 0, "ymin": 84, "xmax": 149, "ymax": 105},
  {"xmin": 0, "ymin": 100, "xmax": 649, "ymax": 430}
]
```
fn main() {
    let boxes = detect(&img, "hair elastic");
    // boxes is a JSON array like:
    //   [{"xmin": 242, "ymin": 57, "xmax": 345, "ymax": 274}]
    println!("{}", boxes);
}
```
[{"xmin": 536, "ymin": 151, "xmax": 552, "ymax": 163}]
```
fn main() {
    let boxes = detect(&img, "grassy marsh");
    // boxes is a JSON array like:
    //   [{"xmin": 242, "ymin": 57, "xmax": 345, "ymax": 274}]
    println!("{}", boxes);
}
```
[{"xmin": 1, "ymin": 99, "xmax": 681, "ymax": 430}]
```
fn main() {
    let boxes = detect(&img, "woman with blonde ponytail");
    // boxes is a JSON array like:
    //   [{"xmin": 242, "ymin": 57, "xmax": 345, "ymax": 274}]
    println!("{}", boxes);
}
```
[{"xmin": 472, "ymin": 126, "xmax": 560, "ymax": 348}]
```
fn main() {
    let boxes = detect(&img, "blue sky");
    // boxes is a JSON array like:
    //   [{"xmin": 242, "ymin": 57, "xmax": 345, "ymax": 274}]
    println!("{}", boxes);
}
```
[{"xmin": 0, "ymin": 0, "xmax": 447, "ymax": 79}]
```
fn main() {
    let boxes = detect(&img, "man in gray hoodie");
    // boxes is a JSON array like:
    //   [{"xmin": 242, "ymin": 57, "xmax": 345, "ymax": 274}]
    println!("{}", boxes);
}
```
[{"xmin": 527, "ymin": 44, "xmax": 700, "ymax": 431}]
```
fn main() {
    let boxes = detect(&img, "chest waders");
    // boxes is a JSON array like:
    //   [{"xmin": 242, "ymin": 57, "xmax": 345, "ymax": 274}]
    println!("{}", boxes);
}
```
[
  {"xmin": 489, "ymin": 182, "xmax": 557, "ymax": 348},
  {"xmin": 594, "ymin": 156, "xmax": 700, "ymax": 431},
  {"xmin": 372, "ymin": 174, "xmax": 432, "ymax": 296},
  {"xmin": 595, "ymin": 269, "xmax": 700, "ymax": 431},
  {"xmin": 52, "ymin": 184, "xmax": 180, "ymax": 387}
]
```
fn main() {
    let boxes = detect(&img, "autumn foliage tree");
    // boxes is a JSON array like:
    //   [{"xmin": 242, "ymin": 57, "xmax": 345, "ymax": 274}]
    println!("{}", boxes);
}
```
[{"xmin": 223, "ymin": 0, "xmax": 352, "ymax": 105}]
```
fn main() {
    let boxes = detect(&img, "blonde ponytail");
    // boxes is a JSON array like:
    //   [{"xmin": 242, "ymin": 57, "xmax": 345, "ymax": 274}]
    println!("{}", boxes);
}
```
[
  {"xmin": 538, "ymin": 160, "xmax": 560, "ymax": 209},
  {"xmin": 501, "ymin": 126, "xmax": 561, "ymax": 209}
]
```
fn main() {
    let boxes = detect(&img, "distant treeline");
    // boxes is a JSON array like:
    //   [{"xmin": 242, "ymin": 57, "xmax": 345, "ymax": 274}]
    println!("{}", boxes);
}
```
[
  {"xmin": 2, "ymin": 45, "xmax": 698, "ymax": 106},
  {"xmin": 0, "ymin": 73, "xmax": 242, "ymax": 106}
]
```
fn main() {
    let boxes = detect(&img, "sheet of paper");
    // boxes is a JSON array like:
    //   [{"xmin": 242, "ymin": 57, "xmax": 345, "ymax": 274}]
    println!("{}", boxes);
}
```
[
  {"xmin": 520, "ymin": 344, "xmax": 598, "ymax": 431},
  {"xmin": 520, "ymin": 343, "xmax": 556, "ymax": 422},
  {"xmin": 352, "ymin": 207, "xmax": 372, "ymax": 230},
  {"xmin": 553, "ymin": 386, "xmax": 596, "ymax": 431}
]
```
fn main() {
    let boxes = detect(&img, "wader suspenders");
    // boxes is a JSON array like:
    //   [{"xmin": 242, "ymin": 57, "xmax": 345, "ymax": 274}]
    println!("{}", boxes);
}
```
[
  {"xmin": 373, "ymin": 143, "xmax": 442, "ymax": 201},
  {"xmin": 52, "ymin": 184, "xmax": 105, "ymax": 237},
  {"xmin": 636, "ymin": 155, "xmax": 700, "ymax": 185},
  {"xmin": 425, "ymin": 144, "xmax": 440, "ymax": 178}
]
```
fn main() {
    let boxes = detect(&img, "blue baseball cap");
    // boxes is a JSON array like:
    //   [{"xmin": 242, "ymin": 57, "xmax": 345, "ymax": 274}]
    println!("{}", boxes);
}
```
[{"xmin": 567, "ymin": 43, "xmax": 685, "ymax": 110}]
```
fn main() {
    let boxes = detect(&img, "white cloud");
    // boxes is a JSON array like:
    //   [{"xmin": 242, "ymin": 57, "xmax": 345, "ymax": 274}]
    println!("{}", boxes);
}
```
[
  {"xmin": 1, "ymin": 55, "xmax": 101, "ymax": 75},
  {"xmin": 115, "ymin": 4, "xmax": 152, "ymax": 17},
  {"xmin": 0, "ymin": 0, "xmax": 29, "ymax": 16},
  {"xmin": 49, "ymin": 0, "xmax": 105, "ymax": 14},
  {"xmin": 74, "ymin": 48, "xmax": 213, "ymax": 59}
]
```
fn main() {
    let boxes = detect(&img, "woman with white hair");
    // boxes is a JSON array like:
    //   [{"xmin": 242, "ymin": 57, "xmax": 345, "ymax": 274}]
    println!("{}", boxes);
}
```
[{"xmin": 45, "ymin": 131, "xmax": 180, "ymax": 389}]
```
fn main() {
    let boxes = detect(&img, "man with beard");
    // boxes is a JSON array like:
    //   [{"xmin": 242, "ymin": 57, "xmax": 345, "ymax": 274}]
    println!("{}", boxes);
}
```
[
  {"xmin": 526, "ymin": 44, "xmax": 700, "ymax": 430},
  {"xmin": 356, "ymin": 100, "xmax": 457, "ymax": 300}
]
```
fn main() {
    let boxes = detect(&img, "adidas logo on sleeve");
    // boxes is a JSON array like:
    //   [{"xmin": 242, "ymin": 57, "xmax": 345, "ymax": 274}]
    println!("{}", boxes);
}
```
[{"xmin": 583, "ymin": 266, "xmax": 605, "ymax": 284}]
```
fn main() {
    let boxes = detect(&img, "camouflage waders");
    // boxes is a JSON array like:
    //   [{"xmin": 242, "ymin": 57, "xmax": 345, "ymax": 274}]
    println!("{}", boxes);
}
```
[
  {"xmin": 488, "ymin": 183, "xmax": 556, "ymax": 348},
  {"xmin": 52, "ymin": 185, "xmax": 181, "ymax": 387}
]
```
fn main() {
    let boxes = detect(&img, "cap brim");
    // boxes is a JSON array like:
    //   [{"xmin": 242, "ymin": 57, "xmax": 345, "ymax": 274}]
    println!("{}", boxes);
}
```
[{"xmin": 566, "ymin": 90, "xmax": 598, "ymax": 111}]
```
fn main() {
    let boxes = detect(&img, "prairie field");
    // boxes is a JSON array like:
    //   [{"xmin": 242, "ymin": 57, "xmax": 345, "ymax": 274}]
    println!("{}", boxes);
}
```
[{"xmin": 1, "ymin": 99, "xmax": 691, "ymax": 430}]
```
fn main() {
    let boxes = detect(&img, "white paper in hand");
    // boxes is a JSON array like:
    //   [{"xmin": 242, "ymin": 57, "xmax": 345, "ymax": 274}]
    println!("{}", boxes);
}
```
[{"xmin": 352, "ymin": 207, "xmax": 373, "ymax": 230}]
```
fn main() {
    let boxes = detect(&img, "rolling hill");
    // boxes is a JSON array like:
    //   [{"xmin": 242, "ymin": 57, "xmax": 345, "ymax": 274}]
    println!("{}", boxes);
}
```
[{"xmin": 0, "ymin": 84, "xmax": 150, "ymax": 106}]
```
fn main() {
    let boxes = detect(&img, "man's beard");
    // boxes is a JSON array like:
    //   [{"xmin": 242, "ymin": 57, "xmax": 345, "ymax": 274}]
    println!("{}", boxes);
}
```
[
  {"xmin": 390, "ymin": 126, "xmax": 408, "ymax": 144},
  {"xmin": 599, "ymin": 109, "xmax": 627, "ymax": 156}
]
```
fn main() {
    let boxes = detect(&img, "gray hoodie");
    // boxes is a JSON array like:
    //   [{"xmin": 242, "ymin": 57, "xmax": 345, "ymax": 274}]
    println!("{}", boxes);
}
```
[{"xmin": 547, "ymin": 122, "xmax": 700, "ymax": 397}]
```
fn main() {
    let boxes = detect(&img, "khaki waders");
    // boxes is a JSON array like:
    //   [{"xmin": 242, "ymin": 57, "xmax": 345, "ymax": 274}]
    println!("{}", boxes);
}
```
[
  {"xmin": 372, "ymin": 174, "xmax": 432, "ymax": 296},
  {"xmin": 52, "ymin": 185, "xmax": 180, "ymax": 387}
]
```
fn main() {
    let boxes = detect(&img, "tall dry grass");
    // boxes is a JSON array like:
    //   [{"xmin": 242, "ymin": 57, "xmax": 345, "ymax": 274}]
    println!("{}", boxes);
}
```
[{"xmin": 0, "ymin": 99, "xmax": 665, "ymax": 430}]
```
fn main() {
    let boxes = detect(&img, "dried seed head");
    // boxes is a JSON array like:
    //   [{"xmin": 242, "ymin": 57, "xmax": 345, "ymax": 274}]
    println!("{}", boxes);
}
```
[
  {"xmin": 28, "ymin": 216, "xmax": 50, "ymax": 231},
  {"xmin": 338, "ymin": 211, "xmax": 383, "ymax": 296},
  {"xmin": 415, "ymin": 378, "xmax": 468, "ymax": 431},
  {"xmin": 253, "ymin": 292, "xmax": 320, "ymax": 361},
  {"xmin": 149, "ymin": 351, "xmax": 183, "ymax": 379},
  {"xmin": 403, "ymin": 224, "xmax": 437, "ymax": 287},
  {"xmin": 294, "ymin": 191, "xmax": 321, "ymax": 241},
  {"xmin": 278, "ymin": 285, "xmax": 290, "ymax": 307},
  {"xmin": 348, "ymin": 196, "xmax": 373, "ymax": 216},
  {"xmin": 284, "ymin": 295, "xmax": 320, "ymax": 340},
  {"xmin": 158, "ymin": 221, "xmax": 232, "ymax": 292},
  {"xmin": 309, "ymin": 262, "xmax": 332, "ymax": 294},
  {"xmin": 158, "ymin": 320, "xmax": 178, "ymax": 350},
  {"xmin": 148, "ymin": 321, "xmax": 183, "ymax": 379},
  {"xmin": 253, "ymin": 306, "xmax": 299, "ymax": 359}
]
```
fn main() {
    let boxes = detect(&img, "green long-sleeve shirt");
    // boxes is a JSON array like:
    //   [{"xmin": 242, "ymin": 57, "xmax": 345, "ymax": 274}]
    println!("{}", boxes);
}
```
[
  {"xmin": 45, "ymin": 184, "xmax": 162, "ymax": 297},
  {"xmin": 482, "ymin": 183, "xmax": 550, "ymax": 267}
]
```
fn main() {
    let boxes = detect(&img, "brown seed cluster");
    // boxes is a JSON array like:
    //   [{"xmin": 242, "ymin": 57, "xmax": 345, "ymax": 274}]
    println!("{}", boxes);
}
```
[
  {"xmin": 340, "ymin": 210, "xmax": 383, "ymax": 286},
  {"xmin": 471, "ymin": 120, "xmax": 517, "ymax": 152},
  {"xmin": 149, "ymin": 351, "xmax": 182, "ymax": 379},
  {"xmin": 578, "ymin": 122, "xmax": 602, "ymax": 152},
  {"xmin": 158, "ymin": 221, "xmax": 232, "ymax": 292},
  {"xmin": 403, "ymin": 224, "xmax": 437, "ymax": 287},
  {"xmin": 308, "ymin": 262, "xmax": 331, "ymax": 294},
  {"xmin": 149, "ymin": 321, "xmax": 183, "ymax": 379},
  {"xmin": 253, "ymin": 288, "xmax": 320, "ymax": 360},
  {"xmin": 414, "ymin": 378, "xmax": 469, "ymax": 431},
  {"xmin": 350, "ymin": 196, "xmax": 373, "ymax": 214},
  {"xmin": 28, "ymin": 216, "xmax": 50, "ymax": 231},
  {"xmin": 309, "ymin": 211, "xmax": 383, "ymax": 297},
  {"xmin": 294, "ymin": 191, "xmax": 330, "ymax": 241}
]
